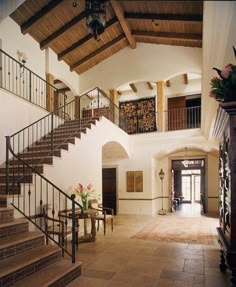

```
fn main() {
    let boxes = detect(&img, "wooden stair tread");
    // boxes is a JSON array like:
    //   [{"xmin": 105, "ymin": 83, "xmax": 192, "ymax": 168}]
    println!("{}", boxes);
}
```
[
  {"xmin": 0, "ymin": 231, "xmax": 43, "ymax": 249},
  {"xmin": 0, "ymin": 244, "xmax": 60, "ymax": 277},
  {"xmin": 0, "ymin": 207, "xmax": 13, "ymax": 211},
  {"xmin": 0, "ymin": 217, "xmax": 28, "ymax": 228},
  {"xmin": 12, "ymin": 259, "xmax": 82, "ymax": 287}
]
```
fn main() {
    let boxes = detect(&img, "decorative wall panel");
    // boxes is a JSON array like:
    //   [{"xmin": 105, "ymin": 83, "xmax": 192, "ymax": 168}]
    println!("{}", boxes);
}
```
[{"xmin": 119, "ymin": 97, "xmax": 157, "ymax": 134}]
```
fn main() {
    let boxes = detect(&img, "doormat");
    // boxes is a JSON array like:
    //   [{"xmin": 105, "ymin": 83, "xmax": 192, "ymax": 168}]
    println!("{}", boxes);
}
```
[{"xmin": 131, "ymin": 216, "xmax": 217, "ymax": 245}]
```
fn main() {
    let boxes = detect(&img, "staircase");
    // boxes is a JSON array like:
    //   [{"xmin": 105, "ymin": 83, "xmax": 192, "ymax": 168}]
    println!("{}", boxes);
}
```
[
  {"xmin": 0, "ymin": 118, "xmax": 96, "ymax": 195},
  {"xmin": 0, "ymin": 201, "xmax": 82, "ymax": 287},
  {"xmin": 0, "ymin": 117, "xmax": 98, "ymax": 286}
]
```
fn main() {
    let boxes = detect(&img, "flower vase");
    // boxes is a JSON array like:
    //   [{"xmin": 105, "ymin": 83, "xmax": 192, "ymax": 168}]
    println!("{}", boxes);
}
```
[{"xmin": 82, "ymin": 198, "xmax": 88, "ymax": 211}]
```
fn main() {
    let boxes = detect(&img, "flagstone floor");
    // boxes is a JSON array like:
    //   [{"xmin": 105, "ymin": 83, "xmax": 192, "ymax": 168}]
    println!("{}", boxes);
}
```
[{"xmin": 67, "ymin": 205, "xmax": 231, "ymax": 287}]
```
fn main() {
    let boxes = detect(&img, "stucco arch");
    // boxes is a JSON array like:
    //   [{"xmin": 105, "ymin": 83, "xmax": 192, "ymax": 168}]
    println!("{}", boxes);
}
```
[{"xmin": 102, "ymin": 140, "xmax": 130, "ymax": 161}]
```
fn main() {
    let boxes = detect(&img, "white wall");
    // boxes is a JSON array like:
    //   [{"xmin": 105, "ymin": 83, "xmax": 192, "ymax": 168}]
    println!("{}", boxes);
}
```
[
  {"xmin": 0, "ymin": 17, "xmax": 45, "ymax": 79},
  {"xmin": 79, "ymin": 44, "xmax": 202, "ymax": 93},
  {"xmin": 0, "ymin": 89, "xmax": 49, "ymax": 164}
]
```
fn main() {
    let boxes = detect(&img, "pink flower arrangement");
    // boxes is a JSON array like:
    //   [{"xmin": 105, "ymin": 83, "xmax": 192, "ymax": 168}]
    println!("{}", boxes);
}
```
[
  {"xmin": 75, "ymin": 183, "xmax": 95, "ymax": 210},
  {"xmin": 209, "ymin": 46, "xmax": 236, "ymax": 102}
]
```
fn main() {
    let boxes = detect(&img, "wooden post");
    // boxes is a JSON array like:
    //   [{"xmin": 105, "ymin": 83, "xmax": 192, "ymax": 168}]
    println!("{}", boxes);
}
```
[
  {"xmin": 75, "ymin": 96, "xmax": 80, "ymax": 119},
  {"xmin": 157, "ymin": 81, "xmax": 164, "ymax": 131},
  {"xmin": 109, "ymin": 89, "xmax": 117, "ymax": 123},
  {"xmin": 46, "ymin": 73, "xmax": 54, "ymax": 112}
]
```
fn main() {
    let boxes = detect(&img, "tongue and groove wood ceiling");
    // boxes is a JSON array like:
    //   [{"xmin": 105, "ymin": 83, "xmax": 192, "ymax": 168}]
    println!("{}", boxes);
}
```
[{"xmin": 10, "ymin": 0, "xmax": 203, "ymax": 75}]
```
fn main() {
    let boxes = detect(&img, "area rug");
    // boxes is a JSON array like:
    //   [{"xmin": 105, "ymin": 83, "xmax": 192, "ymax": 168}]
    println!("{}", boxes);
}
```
[{"xmin": 131, "ymin": 216, "xmax": 218, "ymax": 245}]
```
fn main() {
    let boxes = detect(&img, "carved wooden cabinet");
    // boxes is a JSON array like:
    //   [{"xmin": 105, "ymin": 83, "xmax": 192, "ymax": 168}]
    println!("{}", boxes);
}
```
[{"xmin": 214, "ymin": 102, "xmax": 236, "ymax": 286}]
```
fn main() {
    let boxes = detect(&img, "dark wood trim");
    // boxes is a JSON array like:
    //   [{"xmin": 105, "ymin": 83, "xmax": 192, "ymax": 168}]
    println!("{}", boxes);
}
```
[
  {"xmin": 130, "ymin": 83, "xmax": 137, "ymax": 93},
  {"xmin": 125, "ymin": 12, "xmax": 202, "ymax": 23},
  {"xmin": 58, "ymin": 18, "xmax": 118, "ymax": 61},
  {"xmin": 133, "ymin": 31, "xmax": 202, "ymax": 42},
  {"xmin": 70, "ymin": 34, "xmax": 125, "ymax": 71},
  {"xmin": 119, "ymin": 196, "xmax": 169, "ymax": 201},
  {"xmin": 146, "ymin": 82, "xmax": 153, "ymax": 90},
  {"xmin": 184, "ymin": 73, "xmax": 188, "ymax": 85},
  {"xmin": 110, "ymin": 0, "xmax": 136, "ymax": 49},
  {"xmin": 40, "ymin": 10, "xmax": 87, "ymax": 50},
  {"xmin": 166, "ymin": 80, "xmax": 171, "ymax": 87},
  {"xmin": 54, "ymin": 79, "xmax": 62, "ymax": 84},
  {"xmin": 208, "ymin": 196, "xmax": 219, "ymax": 199},
  {"xmin": 58, "ymin": 87, "xmax": 71, "ymax": 93},
  {"xmin": 21, "ymin": 0, "xmax": 64, "ymax": 35}
]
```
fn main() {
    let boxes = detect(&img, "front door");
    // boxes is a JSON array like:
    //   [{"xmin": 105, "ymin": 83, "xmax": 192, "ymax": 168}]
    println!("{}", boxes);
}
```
[{"xmin": 102, "ymin": 168, "xmax": 117, "ymax": 214}]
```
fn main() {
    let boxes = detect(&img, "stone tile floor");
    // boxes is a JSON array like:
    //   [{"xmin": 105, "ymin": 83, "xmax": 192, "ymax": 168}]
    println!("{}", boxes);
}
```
[{"xmin": 67, "ymin": 207, "xmax": 231, "ymax": 287}]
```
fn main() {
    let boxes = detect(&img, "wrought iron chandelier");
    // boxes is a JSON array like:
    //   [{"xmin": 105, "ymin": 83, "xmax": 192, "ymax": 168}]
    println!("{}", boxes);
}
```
[{"xmin": 85, "ymin": 0, "xmax": 106, "ymax": 41}]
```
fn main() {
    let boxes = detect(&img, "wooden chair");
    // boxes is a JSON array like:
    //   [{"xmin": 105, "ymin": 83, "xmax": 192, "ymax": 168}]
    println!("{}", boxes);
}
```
[
  {"xmin": 42, "ymin": 204, "xmax": 72, "ymax": 249},
  {"xmin": 88, "ymin": 199, "xmax": 114, "ymax": 235}
]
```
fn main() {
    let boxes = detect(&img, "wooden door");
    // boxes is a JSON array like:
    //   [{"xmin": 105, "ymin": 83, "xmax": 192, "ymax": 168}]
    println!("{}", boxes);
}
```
[
  {"xmin": 168, "ymin": 96, "xmax": 186, "ymax": 130},
  {"xmin": 102, "ymin": 168, "xmax": 117, "ymax": 214}
]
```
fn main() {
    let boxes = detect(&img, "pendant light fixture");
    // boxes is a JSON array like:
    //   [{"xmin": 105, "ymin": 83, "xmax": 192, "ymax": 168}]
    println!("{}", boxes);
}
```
[{"xmin": 85, "ymin": 0, "xmax": 106, "ymax": 41}]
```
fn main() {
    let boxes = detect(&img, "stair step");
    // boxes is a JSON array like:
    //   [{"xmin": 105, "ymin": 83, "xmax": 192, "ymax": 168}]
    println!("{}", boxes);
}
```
[
  {"xmin": 28, "ymin": 142, "xmax": 69, "ymax": 151},
  {"xmin": 0, "ymin": 183, "xmax": 21, "ymax": 194},
  {"xmin": 0, "ymin": 218, "xmax": 29, "ymax": 238},
  {"xmin": 9, "ymin": 156, "xmax": 53, "ymax": 165},
  {"xmin": 12, "ymin": 259, "xmax": 82, "ymax": 287},
  {"xmin": 0, "ymin": 245, "xmax": 62, "ymax": 287},
  {"xmin": 44, "ymin": 132, "xmax": 82, "ymax": 140},
  {"xmin": 0, "ymin": 231, "xmax": 44, "ymax": 260},
  {"xmin": 0, "ymin": 165, "xmax": 44, "ymax": 175},
  {"xmin": 0, "ymin": 195, "xmax": 8, "ymax": 207},
  {"xmin": 18, "ymin": 149, "xmax": 61, "ymax": 158},
  {"xmin": 0, "ymin": 174, "xmax": 32, "ymax": 183},
  {"xmin": 37, "ymin": 137, "xmax": 75, "ymax": 145},
  {"xmin": 0, "ymin": 207, "xmax": 14, "ymax": 223}
]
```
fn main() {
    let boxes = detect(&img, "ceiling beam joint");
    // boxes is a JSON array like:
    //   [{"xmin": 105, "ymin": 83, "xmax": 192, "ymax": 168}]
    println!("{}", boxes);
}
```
[{"xmin": 110, "ymin": 0, "xmax": 136, "ymax": 49}]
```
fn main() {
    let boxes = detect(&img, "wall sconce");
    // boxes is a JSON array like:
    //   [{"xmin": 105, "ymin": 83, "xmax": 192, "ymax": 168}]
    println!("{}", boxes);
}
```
[
  {"xmin": 17, "ymin": 50, "xmax": 27, "ymax": 78},
  {"xmin": 17, "ymin": 50, "xmax": 27, "ymax": 66},
  {"xmin": 158, "ymin": 168, "xmax": 167, "ymax": 215}
]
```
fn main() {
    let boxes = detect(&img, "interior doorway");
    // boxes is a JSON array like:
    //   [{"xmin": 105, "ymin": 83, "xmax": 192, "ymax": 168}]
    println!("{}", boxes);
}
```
[
  {"xmin": 172, "ymin": 158, "xmax": 205, "ymax": 215},
  {"xmin": 102, "ymin": 168, "xmax": 117, "ymax": 215}
]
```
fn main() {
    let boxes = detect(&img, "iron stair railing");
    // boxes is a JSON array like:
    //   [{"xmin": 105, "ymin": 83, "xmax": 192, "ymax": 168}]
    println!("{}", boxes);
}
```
[{"xmin": 0, "ymin": 48, "xmax": 67, "ymax": 111}]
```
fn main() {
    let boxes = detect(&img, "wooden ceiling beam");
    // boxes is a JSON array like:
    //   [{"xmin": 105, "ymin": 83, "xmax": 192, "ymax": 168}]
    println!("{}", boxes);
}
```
[
  {"xmin": 124, "ymin": 12, "xmax": 202, "ymax": 24},
  {"xmin": 40, "ymin": 11, "xmax": 87, "ymax": 50},
  {"xmin": 166, "ymin": 80, "xmax": 171, "ymax": 87},
  {"xmin": 146, "ymin": 82, "xmax": 153, "ymax": 90},
  {"xmin": 54, "ymin": 79, "xmax": 62, "ymax": 84},
  {"xmin": 70, "ymin": 34, "xmax": 125, "ymax": 72},
  {"xmin": 110, "ymin": 1, "xmax": 136, "ymax": 49},
  {"xmin": 184, "ymin": 73, "xmax": 188, "ymax": 85},
  {"xmin": 58, "ymin": 87, "xmax": 71, "ymax": 93},
  {"xmin": 130, "ymin": 83, "xmax": 137, "ymax": 93},
  {"xmin": 58, "ymin": 18, "xmax": 118, "ymax": 61},
  {"xmin": 21, "ymin": 0, "xmax": 64, "ymax": 35},
  {"xmin": 133, "ymin": 31, "xmax": 202, "ymax": 42}
]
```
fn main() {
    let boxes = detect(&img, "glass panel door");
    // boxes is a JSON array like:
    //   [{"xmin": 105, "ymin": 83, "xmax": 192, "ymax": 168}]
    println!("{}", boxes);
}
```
[{"xmin": 182, "ymin": 175, "xmax": 191, "ymax": 202}]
